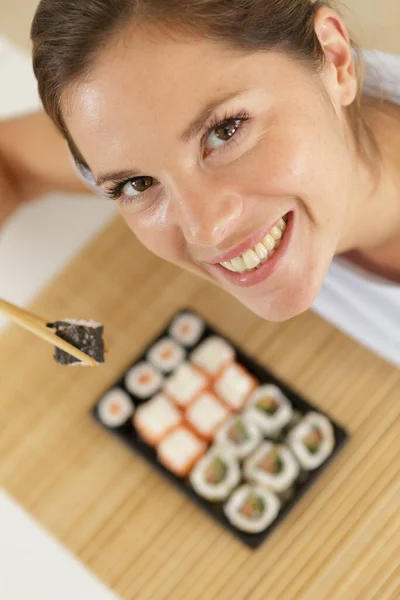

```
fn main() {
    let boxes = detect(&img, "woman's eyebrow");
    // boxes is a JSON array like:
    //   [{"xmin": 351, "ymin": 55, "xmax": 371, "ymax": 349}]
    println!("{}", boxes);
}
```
[
  {"xmin": 180, "ymin": 90, "xmax": 246, "ymax": 143},
  {"xmin": 96, "ymin": 168, "xmax": 142, "ymax": 187}
]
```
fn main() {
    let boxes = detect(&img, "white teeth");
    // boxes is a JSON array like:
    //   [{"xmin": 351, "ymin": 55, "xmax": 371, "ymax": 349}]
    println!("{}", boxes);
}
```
[
  {"xmin": 255, "ymin": 243, "xmax": 268, "ymax": 261},
  {"xmin": 270, "ymin": 226, "xmax": 282, "ymax": 241},
  {"xmin": 242, "ymin": 249, "xmax": 261, "ymax": 270},
  {"xmin": 219, "ymin": 214, "xmax": 289, "ymax": 273},
  {"xmin": 277, "ymin": 218, "xmax": 287, "ymax": 231},
  {"xmin": 221, "ymin": 260, "xmax": 235, "ymax": 272},
  {"xmin": 230, "ymin": 256, "xmax": 246, "ymax": 273},
  {"xmin": 262, "ymin": 234, "xmax": 276, "ymax": 251}
]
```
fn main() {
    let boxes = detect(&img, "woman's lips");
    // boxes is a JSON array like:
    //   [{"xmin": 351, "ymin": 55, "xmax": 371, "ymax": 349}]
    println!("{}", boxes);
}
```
[{"xmin": 207, "ymin": 212, "xmax": 294, "ymax": 288}]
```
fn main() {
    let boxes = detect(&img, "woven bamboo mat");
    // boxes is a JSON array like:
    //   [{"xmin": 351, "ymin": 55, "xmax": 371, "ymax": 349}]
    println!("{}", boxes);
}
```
[{"xmin": 0, "ymin": 217, "xmax": 399, "ymax": 600}]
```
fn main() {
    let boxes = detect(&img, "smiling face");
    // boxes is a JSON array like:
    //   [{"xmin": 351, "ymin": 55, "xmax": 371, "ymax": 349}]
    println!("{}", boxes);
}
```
[{"xmin": 64, "ymin": 19, "xmax": 359, "ymax": 321}]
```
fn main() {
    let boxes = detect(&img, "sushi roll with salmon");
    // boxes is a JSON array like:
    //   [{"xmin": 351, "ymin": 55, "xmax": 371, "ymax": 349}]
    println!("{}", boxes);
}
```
[
  {"xmin": 185, "ymin": 391, "xmax": 229, "ymax": 441},
  {"xmin": 191, "ymin": 336, "xmax": 235, "ymax": 378},
  {"xmin": 169, "ymin": 312, "xmax": 204, "ymax": 347},
  {"xmin": 164, "ymin": 362, "xmax": 208, "ymax": 409},
  {"xmin": 224, "ymin": 484, "xmax": 280, "ymax": 534},
  {"xmin": 125, "ymin": 361, "xmax": 163, "ymax": 399},
  {"xmin": 157, "ymin": 426, "xmax": 206, "ymax": 477},
  {"xmin": 48, "ymin": 319, "xmax": 105, "ymax": 365},
  {"xmin": 214, "ymin": 363, "xmax": 257, "ymax": 411},
  {"xmin": 287, "ymin": 412, "xmax": 335, "ymax": 470},
  {"xmin": 133, "ymin": 393, "xmax": 182, "ymax": 446},
  {"xmin": 243, "ymin": 442, "xmax": 299, "ymax": 494},
  {"xmin": 215, "ymin": 416, "xmax": 262, "ymax": 460},
  {"xmin": 190, "ymin": 448, "xmax": 241, "ymax": 501},
  {"xmin": 147, "ymin": 337, "xmax": 185, "ymax": 373},
  {"xmin": 244, "ymin": 385, "xmax": 293, "ymax": 437},
  {"xmin": 97, "ymin": 388, "xmax": 134, "ymax": 428}
]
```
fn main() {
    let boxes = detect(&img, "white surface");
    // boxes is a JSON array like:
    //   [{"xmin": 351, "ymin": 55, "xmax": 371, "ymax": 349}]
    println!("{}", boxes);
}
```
[
  {"xmin": 0, "ymin": 35, "xmax": 114, "ymax": 332},
  {"xmin": 0, "ymin": 489, "xmax": 119, "ymax": 600}
]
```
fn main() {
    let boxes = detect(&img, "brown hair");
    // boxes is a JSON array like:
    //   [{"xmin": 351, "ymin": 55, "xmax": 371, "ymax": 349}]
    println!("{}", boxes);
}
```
[{"xmin": 31, "ymin": 0, "xmax": 373, "ymax": 169}]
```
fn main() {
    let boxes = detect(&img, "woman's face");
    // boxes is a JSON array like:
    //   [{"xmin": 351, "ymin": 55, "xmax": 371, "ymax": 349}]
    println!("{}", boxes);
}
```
[{"xmin": 65, "ymin": 24, "xmax": 357, "ymax": 321}]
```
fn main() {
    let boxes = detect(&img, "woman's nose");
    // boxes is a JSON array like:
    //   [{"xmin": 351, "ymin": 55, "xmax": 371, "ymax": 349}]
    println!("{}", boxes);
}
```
[{"xmin": 171, "ymin": 177, "xmax": 244, "ymax": 248}]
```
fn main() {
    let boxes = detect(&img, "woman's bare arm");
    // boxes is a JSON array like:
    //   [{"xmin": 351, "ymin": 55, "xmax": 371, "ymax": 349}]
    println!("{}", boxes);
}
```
[{"xmin": 0, "ymin": 111, "xmax": 89, "ymax": 225}]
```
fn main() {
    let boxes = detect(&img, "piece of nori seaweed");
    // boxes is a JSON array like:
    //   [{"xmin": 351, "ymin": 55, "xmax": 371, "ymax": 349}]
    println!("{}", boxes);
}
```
[{"xmin": 47, "ymin": 321, "xmax": 105, "ymax": 365}]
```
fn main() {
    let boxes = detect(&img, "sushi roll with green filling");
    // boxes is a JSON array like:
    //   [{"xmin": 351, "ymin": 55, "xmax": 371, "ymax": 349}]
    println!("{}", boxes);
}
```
[
  {"xmin": 287, "ymin": 412, "xmax": 335, "ymax": 470},
  {"xmin": 169, "ymin": 312, "xmax": 204, "ymax": 347},
  {"xmin": 125, "ymin": 362, "xmax": 163, "ymax": 399},
  {"xmin": 97, "ymin": 388, "xmax": 134, "ymax": 428},
  {"xmin": 47, "ymin": 319, "xmax": 105, "ymax": 365},
  {"xmin": 244, "ymin": 385, "xmax": 293, "ymax": 437},
  {"xmin": 215, "ymin": 416, "xmax": 262, "ymax": 460},
  {"xmin": 224, "ymin": 484, "xmax": 280, "ymax": 534},
  {"xmin": 190, "ymin": 448, "xmax": 240, "ymax": 501},
  {"xmin": 243, "ymin": 442, "xmax": 300, "ymax": 494}
]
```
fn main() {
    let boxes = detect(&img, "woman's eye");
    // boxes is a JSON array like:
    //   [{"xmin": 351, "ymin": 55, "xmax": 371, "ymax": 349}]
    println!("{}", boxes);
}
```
[
  {"xmin": 122, "ymin": 176, "xmax": 154, "ymax": 196},
  {"xmin": 205, "ymin": 118, "xmax": 242, "ymax": 151}
]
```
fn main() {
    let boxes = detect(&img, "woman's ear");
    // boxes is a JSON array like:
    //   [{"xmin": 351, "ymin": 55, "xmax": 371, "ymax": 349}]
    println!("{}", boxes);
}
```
[{"xmin": 314, "ymin": 7, "xmax": 358, "ymax": 108}]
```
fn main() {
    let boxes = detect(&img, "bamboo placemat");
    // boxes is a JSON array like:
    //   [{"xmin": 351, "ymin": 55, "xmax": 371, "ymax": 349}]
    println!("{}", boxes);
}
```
[{"xmin": 1, "ymin": 217, "xmax": 399, "ymax": 600}]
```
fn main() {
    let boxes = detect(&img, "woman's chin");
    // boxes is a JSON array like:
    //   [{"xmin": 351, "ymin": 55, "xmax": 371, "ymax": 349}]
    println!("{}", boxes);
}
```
[{"xmin": 236, "ymin": 276, "xmax": 324, "ymax": 322}]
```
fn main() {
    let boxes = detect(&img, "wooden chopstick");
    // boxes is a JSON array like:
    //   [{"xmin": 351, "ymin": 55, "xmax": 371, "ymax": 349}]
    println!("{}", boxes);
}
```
[{"xmin": 0, "ymin": 298, "xmax": 98, "ymax": 366}]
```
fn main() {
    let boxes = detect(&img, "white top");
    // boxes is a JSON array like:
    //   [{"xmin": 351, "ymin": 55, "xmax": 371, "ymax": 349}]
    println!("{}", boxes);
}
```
[
  {"xmin": 313, "ymin": 50, "xmax": 400, "ymax": 367},
  {"xmin": 73, "ymin": 49, "xmax": 400, "ymax": 368}
]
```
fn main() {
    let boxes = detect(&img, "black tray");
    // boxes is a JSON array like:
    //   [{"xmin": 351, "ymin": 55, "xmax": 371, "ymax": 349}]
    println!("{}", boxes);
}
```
[{"xmin": 92, "ymin": 309, "xmax": 349, "ymax": 549}]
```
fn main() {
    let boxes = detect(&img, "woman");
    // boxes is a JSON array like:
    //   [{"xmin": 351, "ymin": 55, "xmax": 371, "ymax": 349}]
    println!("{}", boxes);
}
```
[{"xmin": 1, "ymin": 0, "xmax": 400, "ymax": 365}]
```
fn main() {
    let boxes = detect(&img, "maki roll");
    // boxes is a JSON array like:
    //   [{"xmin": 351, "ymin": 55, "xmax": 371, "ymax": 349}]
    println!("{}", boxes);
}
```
[
  {"xmin": 169, "ymin": 312, "xmax": 204, "ymax": 347},
  {"xmin": 214, "ymin": 363, "xmax": 257, "ymax": 411},
  {"xmin": 244, "ymin": 385, "xmax": 293, "ymax": 437},
  {"xmin": 190, "ymin": 448, "xmax": 240, "ymax": 501},
  {"xmin": 147, "ymin": 337, "xmax": 185, "ymax": 373},
  {"xmin": 133, "ymin": 393, "xmax": 182, "ymax": 446},
  {"xmin": 125, "ymin": 361, "xmax": 163, "ymax": 399},
  {"xmin": 97, "ymin": 388, "xmax": 134, "ymax": 428},
  {"xmin": 224, "ymin": 484, "xmax": 280, "ymax": 534},
  {"xmin": 287, "ymin": 412, "xmax": 335, "ymax": 470},
  {"xmin": 185, "ymin": 391, "xmax": 229, "ymax": 441},
  {"xmin": 47, "ymin": 319, "xmax": 105, "ymax": 365},
  {"xmin": 215, "ymin": 416, "xmax": 262, "ymax": 460},
  {"xmin": 243, "ymin": 442, "xmax": 299, "ymax": 494},
  {"xmin": 191, "ymin": 336, "xmax": 235, "ymax": 378},
  {"xmin": 164, "ymin": 362, "xmax": 208, "ymax": 409},
  {"xmin": 157, "ymin": 426, "xmax": 206, "ymax": 477}
]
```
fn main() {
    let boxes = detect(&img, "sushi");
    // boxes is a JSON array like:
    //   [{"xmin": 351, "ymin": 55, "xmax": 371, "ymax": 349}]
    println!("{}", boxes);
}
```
[
  {"xmin": 169, "ymin": 312, "xmax": 204, "ymax": 347},
  {"xmin": 185, "ymin": 391, "xmax": 229, "ymax": 441},
  {"xmin": 224, "ymin": 484, "xmax": 281, "ymax": 534},
  {"xmin": 190, "ymin": 447, "xmax": 241, "ymax": 501},
  {"xmin": 125, "ymin": 361, "xmax": 163, "ymax": 399},
  {"xmin": 287, "ymin": 412, "xmax": 335, "ymax": 470},
  {"xmin": 191, "ymin": 336, "xmax": 235, "ymax": 377},
  {"xmin": 244, "ymin": 385, "xmax": 293, "ymax": 437},
  {"xmin": 157, "ymin": 426, "xmax": 206, "ymax": 477},
  {"xmin": 215, "ymin": 416, "xmax": 262, "ymax": 460},
  {"xmin": 133, "ymin": 393, "xmax": 182, "ymax": 446},
  {"xmin": 147, "ymin": 337, "xmax": 185, "ymax": 373},
  {"xmin": 164, "ymin": 362, "xmax": 208, "ymax": 409},
  {"xmin": 214, "ymin": 363, "xmax": 257, "ymax": 411},
  {"xmin": 47, "ymin": 319, "xmax": 105, "ymax": 365},
  {"xmin": 243, "ymin": 442, "xmax": 300, "ymax": 494},
  {"xmin": 97, "ymin": 388, "xmax": 134, "ymax": 428}
]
